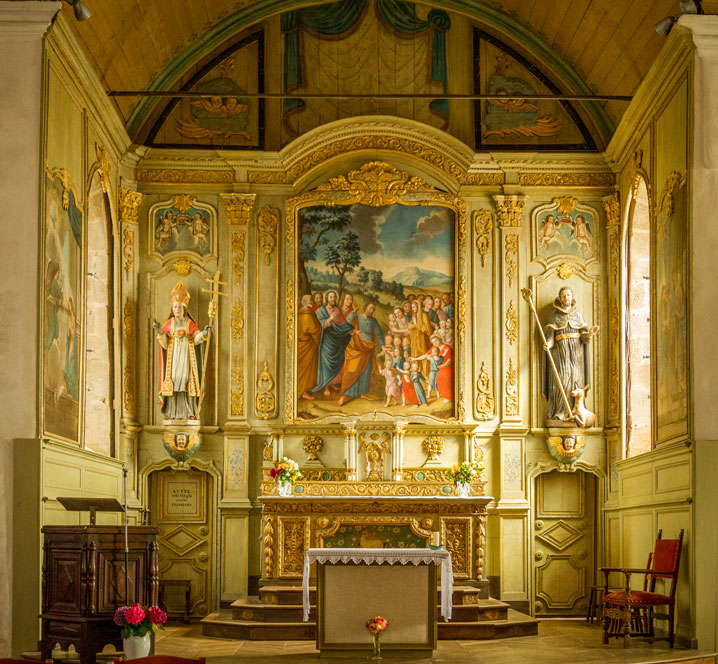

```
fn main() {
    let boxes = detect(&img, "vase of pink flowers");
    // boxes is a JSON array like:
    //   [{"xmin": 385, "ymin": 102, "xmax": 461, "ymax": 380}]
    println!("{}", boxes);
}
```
[{"xmin": 114, "ymin": 603, "xmax": 167, "ymax": 659}]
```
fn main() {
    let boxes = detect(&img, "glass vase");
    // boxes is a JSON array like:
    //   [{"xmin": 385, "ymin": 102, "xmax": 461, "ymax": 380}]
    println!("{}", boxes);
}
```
[
  {"xmin": 456, "ymin": 481, "xmax": 470, "ymax": 497},
  {"xmin": 372, "ymin": 632, "xmax": 382, "ymax": 659},
  {"xmin": 278, "ymin": 480, "xmax": 292, "ymax": 497}
]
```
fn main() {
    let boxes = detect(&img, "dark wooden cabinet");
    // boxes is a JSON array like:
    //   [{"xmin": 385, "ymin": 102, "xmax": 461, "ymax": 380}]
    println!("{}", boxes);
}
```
[{"xmin": 41, "ymin": 525, "xmax": 159, "ymax": 664}]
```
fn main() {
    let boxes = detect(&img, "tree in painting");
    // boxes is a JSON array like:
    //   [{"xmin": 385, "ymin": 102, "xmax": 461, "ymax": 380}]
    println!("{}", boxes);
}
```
[{"xmin": 295, "ymin": 203, "xmax": 456, "ymax": 421}]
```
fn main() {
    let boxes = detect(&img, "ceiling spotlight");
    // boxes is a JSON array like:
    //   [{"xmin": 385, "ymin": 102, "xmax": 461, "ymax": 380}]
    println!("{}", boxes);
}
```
[
  {"xmin": 62, "ymin": 0, "xmax": 92, "ymax": 21},
  {"xmin": 655, "ymin": 15, "xmax": 678, "ymax": 36}
]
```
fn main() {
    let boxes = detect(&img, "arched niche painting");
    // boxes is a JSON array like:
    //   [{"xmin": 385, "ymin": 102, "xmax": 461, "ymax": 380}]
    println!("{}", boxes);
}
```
[
  {"xmin": 286, "ymin": 163, "xmax": 464, "ymax": 423},
  {"xmin": 43, "ymin": 167, "xmax": 83, "ymax": 443},
  {"xmin": 148, "ymin": 196, "xmax": 217, "ymax": 265}
]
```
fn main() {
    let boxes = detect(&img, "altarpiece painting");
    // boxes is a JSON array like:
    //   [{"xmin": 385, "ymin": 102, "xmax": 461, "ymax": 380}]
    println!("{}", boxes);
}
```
[{"xmin": 286, "ymin": 162, "xmax": 466, "ymax": 423}]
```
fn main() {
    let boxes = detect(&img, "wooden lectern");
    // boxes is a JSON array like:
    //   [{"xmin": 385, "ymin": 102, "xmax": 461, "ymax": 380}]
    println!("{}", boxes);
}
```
[{"xmin": 41, "ymin": 498, "xmax": 159, "ymax": 664}]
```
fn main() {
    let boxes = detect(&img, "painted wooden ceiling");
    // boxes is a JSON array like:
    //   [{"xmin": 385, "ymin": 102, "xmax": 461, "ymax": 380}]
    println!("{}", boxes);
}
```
[{"xmin": 62, "ymin": 0, "xmax": 681, "ymax": 143}]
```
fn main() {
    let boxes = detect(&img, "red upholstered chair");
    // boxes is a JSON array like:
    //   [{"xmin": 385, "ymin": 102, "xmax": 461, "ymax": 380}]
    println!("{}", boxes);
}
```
[{"xmin": 601, "ymin": 529, "xmax": 684, "ymax": 648}]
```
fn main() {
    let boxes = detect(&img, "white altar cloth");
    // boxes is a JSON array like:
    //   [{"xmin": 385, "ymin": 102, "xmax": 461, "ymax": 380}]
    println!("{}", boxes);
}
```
[{"xmin": 302, "ymin": 548, "xmax": 453, "ymax": 622}]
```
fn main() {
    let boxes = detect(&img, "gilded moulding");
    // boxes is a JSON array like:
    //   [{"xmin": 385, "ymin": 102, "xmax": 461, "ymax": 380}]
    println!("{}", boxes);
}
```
[
  {"xmin": 231, "ymin": 356, "xmax": 245, "ymax": 417},
  {"xmin": 261, "ymin": 480, "xmax": 460, "ymax": 498},
  {"xmin": 231, "ymin": 231, "xmax": 245, "ymax": 286},
  {"xmin": 463, "ymin": 172, "xmax": 504, "ymax": 186},
  {"xmin": 221, "ymin": 193, "xmax": 256, "ymax": 225},
  {"xmin": 315, "ymin": 516, "xmax": 432, "ymax": 549},
  {"xmin": 473, "ymin": 209, "xmax": 493, "ymax": 268},
  {"xmin": 505, "ymin": 358, "xmax": 518, "ymax": 417},
  {"xmin": 286, "ymin": 135, "xmax": 465, "ymax": 183},
  {"xmin": 602, "ymin": 192, "xmax": 620, "ymax": 229},
  {"xmin": 94, "ymin": 143, "xmax": 111, "ymax": 194},
  {"xmin": 655, "ymin": 171, "xmax": 687, "ymax": 216},
  {"xmin": 122, "ymin": 227, "xmax": 134, "ymax": 280},
  {"xmin": 137, "ymin": 169, "xmax": 233, "ymax": 184},
  {"xmin": 261, "ymin": 496, "xmax": 490, "ymax": 513},
  {"xmin": 285, "ymin": 279, "xmax": 294, "ymax": 350},
  {"xmin": 628, "ymin": 150, "xmax": 644, "ymax": 197},
  {"xmin": 505, "ymin": 300, "xmax": 518, "ymax": 345},
  {"xmin": 119, "ymin": 186, "xmax": 142, "ymax": 224},
  {"xmin": 257, "ymin": 206, "xmax": 279, "ymax": 265},
  {"xmin": 504, "ymin": 233, "xmax": 518, "ymax": 288},
  {"xmin": 457, "ymin": 275, "xmax": 466, "ymax": 345},
  {"xmin": 173, "ymin": 259, "xmax": 191, "ymax": 276},
  {"xmin": 248, "ymin": 171, "xmax": 292, "ymax": 185},
  {"xmin": 609, "ymin": 364, "xmax": 619, "ymax": 422},
  {"xmin": 231, "ymin": 298, "xmax": 244, "ymax": 342},
  {"xmin": 518, "ymin": 172, "xmax": 614, "ymax": 187},
  {"xmin": 475, "ymin": 362, "xmax": 494, "ymax": 421},
  {"xmin": 609, "ymin": 230, "xmax": 619, "ymax": 284},
  {"xmin": 255, "ymin": 360, "xmax": 276, "ymax": 420}
]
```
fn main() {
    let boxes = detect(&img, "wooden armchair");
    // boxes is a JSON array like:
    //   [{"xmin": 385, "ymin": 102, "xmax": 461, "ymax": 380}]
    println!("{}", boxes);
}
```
[{"xmin": 601, "ymin": 529, "xmax": 684, "ymax": 648}]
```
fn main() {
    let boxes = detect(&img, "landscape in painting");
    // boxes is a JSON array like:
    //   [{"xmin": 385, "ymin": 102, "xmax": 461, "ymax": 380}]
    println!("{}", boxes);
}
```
[{"xmin": 295, "ymin": 203, "xmax": 456, "ymax": 420}]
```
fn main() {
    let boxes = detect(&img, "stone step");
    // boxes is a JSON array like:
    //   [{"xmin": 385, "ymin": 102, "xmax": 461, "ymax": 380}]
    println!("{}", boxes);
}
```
[
  {"xmin": 201, "ymin": 607, "xmax": 537, "ymax": 642},
  {"xmin": 258, "ymin": 584, "xmax": 482, "ymax": 607},
  {"xmin": 231, "ymin": 596, "xmax": 508, "ymax": 624}
]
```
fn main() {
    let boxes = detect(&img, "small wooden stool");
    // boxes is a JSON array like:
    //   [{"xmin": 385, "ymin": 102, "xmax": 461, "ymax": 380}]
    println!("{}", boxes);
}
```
[{"xmin": 158, "ymin": 579, "xmax": 191, "ymax": 623}]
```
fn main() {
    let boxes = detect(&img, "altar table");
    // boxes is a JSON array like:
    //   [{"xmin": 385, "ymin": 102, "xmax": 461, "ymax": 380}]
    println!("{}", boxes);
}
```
[{"xmin": 304, "ymin": 547, "xmax": 452, "ymax": 657}]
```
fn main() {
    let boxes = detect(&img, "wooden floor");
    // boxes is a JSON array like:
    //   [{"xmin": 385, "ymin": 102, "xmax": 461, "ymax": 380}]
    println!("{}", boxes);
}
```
[{"xmin": 152, "ymin": 619, "xmax": 717, "ymax": 663}]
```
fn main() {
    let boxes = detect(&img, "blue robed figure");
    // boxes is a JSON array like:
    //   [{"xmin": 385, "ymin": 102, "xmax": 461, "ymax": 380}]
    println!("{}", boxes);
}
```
[{"xmin": 312, "ymin": 291, "xmax": 355, "ymax": 394}]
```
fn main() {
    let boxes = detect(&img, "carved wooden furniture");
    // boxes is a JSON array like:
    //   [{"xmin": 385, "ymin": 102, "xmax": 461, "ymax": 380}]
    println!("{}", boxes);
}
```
[
  {"xmin": 601, "ymin": 529, "xmax": 684, "ymax": 648},
  {"xmin": 305, "ymin": 548, "xmax": 448, "ymax": 657},
  {"xmin": 259, "ymin": 495, "xmax": 491, "ymax": 589},
  {"xmin": 158, "ymin": 579, "xmax": 191, "ymax": 623},
  {"xmin": 41, "ymin": 525, "xmax": 159, "ymax": 664}
]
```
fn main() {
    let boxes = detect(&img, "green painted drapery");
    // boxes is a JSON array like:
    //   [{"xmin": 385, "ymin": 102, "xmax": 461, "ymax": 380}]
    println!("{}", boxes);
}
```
[{"xmin": 282, "ymin": 0, "xmax": 450, "ymax": 120}]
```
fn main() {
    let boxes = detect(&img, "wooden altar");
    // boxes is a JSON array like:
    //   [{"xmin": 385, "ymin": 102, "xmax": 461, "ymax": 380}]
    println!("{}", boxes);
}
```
[
  {"xmin": 41, "ymin": 525, "xmax": 159, "ymax": 664},
  {"xmin": 259, "ymin": 495, "xmax": 491, "ymax": 588}
]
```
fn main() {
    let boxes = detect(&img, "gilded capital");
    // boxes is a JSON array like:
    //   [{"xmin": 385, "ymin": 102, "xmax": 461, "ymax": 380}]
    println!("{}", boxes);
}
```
[
  {"xmin": 493, "ymin": 195, "xmax": 526, "ymax": 228},
  {"xmin": 602, "ymin": 192, "xmax": 620, "ymax": 229},
  {"xmin": 119, "ymin": 186, "xmax": 142, "ymax": 225},
  {"xmin": 221, "ymin": 193, "xmax": 256, "ymax": 225}
]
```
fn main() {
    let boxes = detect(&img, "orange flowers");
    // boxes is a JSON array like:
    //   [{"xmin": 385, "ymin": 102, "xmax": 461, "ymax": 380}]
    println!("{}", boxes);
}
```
[{"xmin": 366, "ymin": 616, "xmax": 389, "ymax": 634}]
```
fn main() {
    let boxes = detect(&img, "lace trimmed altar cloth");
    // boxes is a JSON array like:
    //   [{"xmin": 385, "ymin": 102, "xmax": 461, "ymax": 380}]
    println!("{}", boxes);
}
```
[{"xmin": 303, "ymin": 547, "xmax": 453, "ymax": 621}]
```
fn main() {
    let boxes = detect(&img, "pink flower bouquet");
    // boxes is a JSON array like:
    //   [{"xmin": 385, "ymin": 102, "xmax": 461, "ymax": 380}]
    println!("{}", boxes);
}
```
[{"xmin": 114, "ymin": 603, "xmax": 167, "ymax": 638}]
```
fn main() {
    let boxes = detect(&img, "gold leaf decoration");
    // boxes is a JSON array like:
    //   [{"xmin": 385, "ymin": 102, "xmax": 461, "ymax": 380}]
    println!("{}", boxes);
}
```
[
  {"xmin": 557, "ymin": 263, "xmax": 575, "ymax": 280},
  {"xmin": 231, "ymin": 297, "xmax": 244, "ymax": 342},
  {"xmin": 119, "ymin": 186, "xmax": 142, "ymax": 224},
  {"xmin": 494, "ymin": 196, "xmax": 525, "ymax": 227},
  {"xmin": 602, "ymin": 192, "xmax": 620, "ymax": 229},
  {"xmin": 231, "ymin": 356, "xmax": 244, "ymax": 417},
  {"xmin": 172, "ymin": 193, "xmax": 196, "ymax": 213},
  {"xmin": 257, "ymin": 206, "xmax": 279, "ymax": 265},
  {"xmin": 457, "ymin": 275, "xmax": 466, "ymax": 345},
  {"xmin": 505, "ymin": 358, "xmax": 518, "ymax": 417},
  {"xmin": 221, "ymin": 193, "xmax": 256, "ymax": 225},
  {"xmin": 518, "ymin": 172, "xmax": 614, "ymax": 187},
  {"xmin": 231, "ymin": 231, "xmax": 245, "ymax": 286},
  {"xmin": 122, "ymin": 227, "xmax": 134, "ymax": 279},
  {"xmin": 505, "ymin": 300, "xmax": 518, "ymax": 345},
  {"xmin": 553, "ymin": 196, "xmax": 578, "ymax": 216},
  {"xmin": 173, "ymin": 259, "xmax": 191, "ymax": 276},
  {"xmin": 476, "ymin": 362, "xmax": 494, "ymax": 421},
  {"xmin": 504, "ymin": 233, "xmax": 518, "ymax": 287},
  {"xmin": 286, "ymin": 279, "xmax": 294, "ymax": 349},
  {"xmin": 137, "ymin": 169, "xmax": 233, "ymax": 184},
  {"xmin": 473, "ymin": 209, "xmax": 493, "ymax": 268},
  {"xmin": 302, "ymin": 435, "xmax": 325, "ymax": 462},
  {"xmin": 421, "ymin": 436, "xmax": 444, "ymax": 462},
  {"xmin": 95, "ymin": 143, "xmax": 111, "ymax": 194},
  {"xmin": 255, "ymin": 360, "xmax": 276, "ymax": 419}
]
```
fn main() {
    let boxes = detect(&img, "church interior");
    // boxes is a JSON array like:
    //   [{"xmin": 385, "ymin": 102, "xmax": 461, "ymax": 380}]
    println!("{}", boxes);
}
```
[{"xmin": 2, "ymin": 0, "xmax": 718, "ymax": 661}]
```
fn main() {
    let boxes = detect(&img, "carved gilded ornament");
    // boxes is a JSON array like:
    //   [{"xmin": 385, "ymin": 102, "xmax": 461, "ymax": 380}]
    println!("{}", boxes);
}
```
[
  {"xmin": 609, "ymin": 364, "xmax": 619, "ymax": 421},
  {"xmin": 119, "ymin": 187, "xmax": 142, "ymax": 225},
  {"xmin": 94, "ymin": 143, "xmax": 111, "ymax": 194},
  {"xmin": 552, "ymin": 196, "xmax": 578, "ymax": 216},
  {"xmin": 457, "ymin": 275, "xmax": 466, "ymax": 345},
  {"xmin": 231, "ymin": 231, "xmax": 245, "ymax": 286},
  {"xmin": 463, "ymin": 172, "xmax": 504, "ymax": 186},
  {"xmin": 231, "ymin": 356, "xmax": 245, "ymax": 417},
  {"xmin": 610, "ymin": 304, "xmax": 619, "ymax": 345},
  {"xmin": 473, "ymin": 209, "xmax": 493, "ymax": 268},
  {"xmin": 602, "ymin": 192, "xmax": 620, "ymax": 229},
  {"xmin": 301, "ymin": 468, "xmax": 347, "ymax": 482},
  {"xmin": 518, "ymin": 172, "xmax": 614, "ymax": 187},
  {"xmin": 314, "ymin": 516, "xmax": 432, "ymax": 549},
  {"xmin": 286, "ymin": 280, "xmax": 295, "ymax": 349},
  {"xmin": 505, "ymin": 358, "xmax": 518, "ymax": 417},
  {"xmin": 257, "ymin": 206, "xmax": 279, "ymax": 265},
  {"xmin": 221, "ymin": 193, "xmax": 256, "ymax": 225},
  {"xmin": 172, "ymin": 193, "xmax": 196, "ymax": 213},
  {"xmin": 279, "ymin": 518, "xmax": 310, "ymax": 577},
  {"xmin": 122, "ymin": 227, "xmax": 134, "ymax": 279},
  {"xmin": 287, "ymin": 136, "xmax": 465, "ymax": 182},
  {"xmin": 476, "ymin": 362, "xmax": 494, "ymax": 421},
  {"xmin": 494, "ymin": 197, "xmax": 525, "ymax": 228},
  {"xmin": 173, "ymin": 259, "xmax": 191, "ymax": 276},
  {"xmin": 263, "ymin": 434, "xmax": 275, "ymax": 462},
  {"xmin": 505, "ymin": 300, "xmax": 518, "ymax": 345},
  {"xmin": 302, "ymin": 435, "xmax": 325, "ymax": 462},
  {"xmin": 402, "ymin": 468, "xmax": 450, "ymax": 482},
  {"xmin": 457, "ymin": 392, "xmax": 466, "ymax": 422},
  {"xmin": 255, "ymin": 361, "xmax": 276, "ymax": 419},
  {"xmin": 248, "ymin": 170, "xmax": 292, "ymax": 185},
  {"xmin": 609, "ymin": 231, "xmax": 619, "ymax": 283},
  {"xmin": 504, "ymin": 233, "xmax": 518, "ymax": 288},
  {"xmin": 547, "ymin": 435, "xmax": 586, "ymax": 464},
  {"xmin": 123, "ymin": 299, "xmax": 135, "ymax": 415},
  {"xmin": 421, "ymin": 436, "xmax": 444, "ymax": 462},
  {"xmin": 263, "ymin": 514, "xmax": 275, "ymax": 578},
  {"xmin": 628, "ymin": 150, "xmax": 644, "ymax": 197},
  {"xmin": 358, "ymin": 432, "xmax": 391, "ymax": 481},
  {"xmin": 137, "ymin": 169, "xmax": 233, "ymax": 184},
  {"xmin": 557, "ymin": 263, "xmax": 575, "ymax": 280},
  {"xmin": 656, "ymin": 171, "xmax": 687, "ymax": 217},
  {"xmin": 442, "ymin": 519, "xmax": 471, "ymax": 578},
  {"xmin": 45, "ymin": 164, "xmax": 73, "ymax": 210},
  {"xmin": 476, "ymin": 516, "xmax": 486, "ymax": 580},
  {"xmin": 231, "ymin": 297, "xmax": 244, "ymax": 342}
]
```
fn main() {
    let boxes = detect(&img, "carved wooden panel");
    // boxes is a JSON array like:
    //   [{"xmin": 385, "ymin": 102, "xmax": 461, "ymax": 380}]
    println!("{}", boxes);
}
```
[
  {"xmin": 441, "ymin": 517, "xmax": 472, "ymax": 579},
  {"xmin": 278, "ymin": 517, "xmax": 311, "ymax": 578}
]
